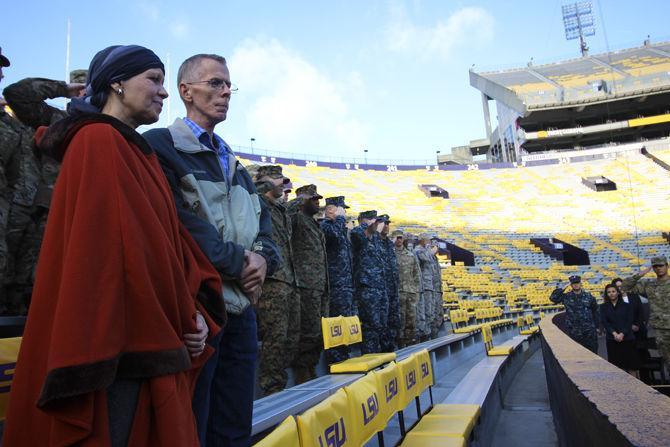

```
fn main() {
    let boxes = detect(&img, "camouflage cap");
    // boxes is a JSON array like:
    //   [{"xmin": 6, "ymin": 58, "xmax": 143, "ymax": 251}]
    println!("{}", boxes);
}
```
[
  {"xmin": 568, "ymin": 275, "xmax": 581, "ymax": 284},
  {"xmin": 254, "ymin": 179, "xmax": 274, "ymax": 195},
  {"xmin": 0, "ymin": 47, "xmax": 10, "ymax": 67},
  {"xmin": 257, "ymin": 165, "xmax": 289, "ymax": 184},
  {"xmin": 325, "ymin": 196, "xmax": 349, "ymax": 209},
  {"xmin": 391, "ymin": 229, "xmax": 404, "ymax": 238},
  {"xmin": 283, "ymin": 181, "xmax": 293, "ymax": 193},
  {"xmin": 358, "ymin": 210, "xmax": 377, "ymax": 220},
  {"xmin": 378, "ymin": 214, "xmax": 391, "ymax": 223},
  {"xmin": 419, "ymin": 233, "xmax": 432, "ymax": 241},
  {"xmin": 245, "ymin": 164, "xmax": 261, "ymax": 180},
  {"xmin": 651, "ymin": 255, "xmax": 668, "ymax": 266},
  {"xmin": 295, "ymin": 184, "xmax": 323, "ymax": 199},
  {"xmin": 70, "ymin": 69, "xmax": 88, "ymax": 84}
]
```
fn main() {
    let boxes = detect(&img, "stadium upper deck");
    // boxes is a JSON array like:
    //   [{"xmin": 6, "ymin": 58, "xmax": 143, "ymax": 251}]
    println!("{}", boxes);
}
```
[
  {"xmin": 468, "ymin": 40, "xmax": 670, "ymax": 163},
  {"xmin": 470, "ymin": 40, "xmax": 670, "ymax": 113}
]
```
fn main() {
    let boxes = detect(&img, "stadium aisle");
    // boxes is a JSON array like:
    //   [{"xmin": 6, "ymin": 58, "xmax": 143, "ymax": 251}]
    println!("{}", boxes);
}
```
[{"xmin": 491, "ymin": 349, "xmax": 558, "ymax": 447}]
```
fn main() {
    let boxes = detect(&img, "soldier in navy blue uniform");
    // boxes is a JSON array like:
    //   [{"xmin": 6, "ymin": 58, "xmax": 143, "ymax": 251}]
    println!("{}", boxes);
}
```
[
  {"xmin": 550, "ymin": 275, "xmax": 599, "ymax": 353},
  {"xmin": 321, "ymin": 196, "xmax": 355, "ymax": 362},
  {"xmin": 379, "ymin": 214, "xmax": 400, "ymax": 352},
  {"xmin": 351, "ymin": 210, "xmax": 388, "ymax": 353}
]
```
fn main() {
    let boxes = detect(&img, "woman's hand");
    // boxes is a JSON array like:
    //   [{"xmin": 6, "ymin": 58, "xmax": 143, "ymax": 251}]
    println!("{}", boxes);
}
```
[{"xmin": 184, "ymin": 312, "xmax": 208, "ymax": 357}]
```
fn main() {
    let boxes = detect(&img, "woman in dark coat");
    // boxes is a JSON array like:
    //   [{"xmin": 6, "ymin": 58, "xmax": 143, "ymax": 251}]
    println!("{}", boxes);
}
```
[{"xmin": 601, "ymin": 283, "xmax": 640, "ymax": 377}]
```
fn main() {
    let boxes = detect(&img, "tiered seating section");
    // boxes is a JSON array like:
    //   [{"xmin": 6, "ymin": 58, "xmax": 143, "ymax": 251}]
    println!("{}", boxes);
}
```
[
  {"xmin": 477, "ymin": 41, "xmax": 670, "ymax": 107},
  {"xmin": 241, "ymin": 149, "xmax": 670, "ymax": 311}
]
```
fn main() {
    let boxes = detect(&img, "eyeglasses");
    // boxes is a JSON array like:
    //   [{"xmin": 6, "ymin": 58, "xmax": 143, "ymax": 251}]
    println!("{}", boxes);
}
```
[{"xmin": 185, "ymin": 78, "xmax": 238, "ymax": 93}]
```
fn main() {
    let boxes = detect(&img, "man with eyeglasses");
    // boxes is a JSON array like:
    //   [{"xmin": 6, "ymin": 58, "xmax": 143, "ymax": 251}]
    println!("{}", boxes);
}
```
[
  {"xmin": 622, "ymin": 256, "xmax": 670, "ymax": 366},
  {"xmin": 144, "ymin": 54, "xmax": 280, "ymax": 447}
]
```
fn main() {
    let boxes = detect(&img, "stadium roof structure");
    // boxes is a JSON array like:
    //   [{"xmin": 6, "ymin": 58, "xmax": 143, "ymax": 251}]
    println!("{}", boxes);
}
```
[{"xmin": 470, "ymin": 41, "xmax": 670, "ymax": 115}]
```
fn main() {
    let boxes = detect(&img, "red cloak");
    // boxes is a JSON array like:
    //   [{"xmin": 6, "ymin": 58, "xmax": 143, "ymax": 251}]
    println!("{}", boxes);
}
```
[{"xmin": 3, "ymin": 115, "xmax": 224, "ymax": 446}]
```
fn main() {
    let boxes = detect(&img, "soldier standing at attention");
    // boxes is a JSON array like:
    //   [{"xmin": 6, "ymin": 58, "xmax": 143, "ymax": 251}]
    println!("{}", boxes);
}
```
[
  {"xmin": 550, "ymin": 275, "xmax": 599, "ymax": 353},
  {"xmin": 415, "ymin": 234, "xmax": 436, "ymax": 340},
  {"xmin": 255, "ymin": 165, "xmax": 300, "ymax": 395},
  {"xmin": 351, "ymin": 210, "xmax": 387, "ymax": 353},
  {"xmin": 1, "ymin": 69, "xmax": 85, "ymax": 315},
  {"xmin": 393, "ymin": 230, "xmax": 422, "ymax": 347},
  {"xmin": 321, "ymin": 196, "xmax": 355, "ymax": 363},
  {"xmin": 430, "ymin": 239, "xmax": 444, "ymax": 337},
  {"xmin": 622, "ymin": 256, "xmax": 670, "ymax": 365},
  {"xmin": 379, "ymin": 214, "xmax": 400, "ymax": 352},
  {"xmin": 288, "ymin": 184, "xmax": 329, "ymax": 383}
]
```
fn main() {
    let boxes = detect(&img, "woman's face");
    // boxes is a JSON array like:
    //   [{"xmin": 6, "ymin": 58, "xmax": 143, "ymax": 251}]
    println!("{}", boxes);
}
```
[
  {"xmin": 606, "ymin": 287, "xmax": 619, "ymax": 301},
  {"xmin": 119, "ymin": 68, "xmax": 168, "ymax": 126}
]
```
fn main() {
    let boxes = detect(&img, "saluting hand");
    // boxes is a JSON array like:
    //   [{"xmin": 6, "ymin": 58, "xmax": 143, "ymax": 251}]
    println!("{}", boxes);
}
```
[{"xmin": 66, "ymin": 83, "xmax": 86, "ymax": 98}]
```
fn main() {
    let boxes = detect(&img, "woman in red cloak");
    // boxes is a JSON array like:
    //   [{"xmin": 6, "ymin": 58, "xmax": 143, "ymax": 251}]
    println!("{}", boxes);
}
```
[{"xmin": 2, "ymin": 45, "xmax": 225, "ymax": 446}]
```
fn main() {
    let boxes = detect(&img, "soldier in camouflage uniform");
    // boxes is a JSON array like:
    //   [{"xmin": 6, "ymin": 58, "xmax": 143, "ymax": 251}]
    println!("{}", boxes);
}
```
[
  {"xmin": 415, "ymin": 234, "xmax": 436, "ymax": 340},
  {"xmin": 392, "ymin": 230, "xmax": 421, "ymax": 347},
  {"xmin": 255, "ymin": 165, "xmax": 300, "ymax": 395},
  {"xmin": 550, "ymin": 275, "xmax": 599, "ymax": 353},
  {"xmin": 321, "ymin": 195, "xmax": 355, "ymax": 363},
  {"xmin": 351, "ymin": 210, "xmax": 388, "ymax": 353},
  {"xmin": 430, "ymin": 239, "xmax": 444, "ymax": 337},
  {"xmin": 1, "ymin": 65, "xmax": 85, "ymax": 315},
  {"xmin": 288, "ymin": 184, "xmax": 329, "ymax": 383},
  {"xmin": 622, "ymin": 256, "xmax": 670, "ymax": 365},
  {"xmin": 379, "ymin": 214, "xmax": 400, "ymax": 352}
]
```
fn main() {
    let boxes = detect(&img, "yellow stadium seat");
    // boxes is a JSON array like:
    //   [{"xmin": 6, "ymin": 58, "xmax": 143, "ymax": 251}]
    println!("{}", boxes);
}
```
[
  {"xmin": 482, "ymin": 324, "xmax": 512, "ymax": 356},
  {"xmin": 0, "ymin": 337, "xmax": 21, "ymax": 421},
  {"xmin": 373, "ymin": 362, "xmax": 403, "ymax": 423},
  {"xmin": 321, "ymin": 316, "xmax": 346, "ymax": 349},
  {"xmin": 297, "ymin": 388, "xmax": 355, "ymax": 447},
  {"xmin": 415, "ymin": 349, "xmax": 434, "ymax": 395},
  {"xmin": 323, "ymin": 315, "xmax": 395, "ymax": 373},
  {"xmin": 400, "ymin": 432, "xmax": 466, "ymax": 447},
  {"xmin": 397, "ymin": 355, "xmax": 420, "ymax": 410},
  {"xmin": 253, "ymin": 416, "xmax": 300, "ymax": 447},
  {"xmin": 429, "ymin": 404, "xmax": 480, "ymax": 420},
  {"xmin": 342, "ymin": 316, "xmax": 363, "ymax": 344},
  {"xmin": 329, "ymin": 353, "xmax": 396, "ymax": 373},
  {"xmin": 409, "ymin": 414, "xmax": 475, "ymax": 438},
  {"xmin": 344, "ymin": 370, "xmax": 385, "ymax": 445}
]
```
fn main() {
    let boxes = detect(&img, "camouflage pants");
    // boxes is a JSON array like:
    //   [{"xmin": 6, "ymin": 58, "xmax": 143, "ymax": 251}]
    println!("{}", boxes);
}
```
[
  {"xmin": 431, "ymin": 291, "xmax": 443, "ymax": 337},
  {"xmin": 356, "ymin": 286, "xmax": 388, "ymax": 354},
  {"xmin": 382, "ymin": 288, "xmax": 400, "ymax": 352},
  {"xmin": 399, "ymin": 291, "xmax": 419, "ymax": 347},
  {"xmin": 292, "ymin": 287, "xmax": 328, "ymax": 383},
  {"xmin": 327, "ymin": 287, "xmax": 354, "ymax": 364},
  {"xmin": 422, "ymin": 290, "xmax": 435, "ymax": 337},
  {"xmin": 654, "ymin": 328, "xmax": 670, "ymax": 365},
  {"xmin": 257, "ymin": 279, "xmax": 300, "ymax": 395},
  {"xmin": 416, "ymin": 291, "xmax": 427, "ymax": 338}
]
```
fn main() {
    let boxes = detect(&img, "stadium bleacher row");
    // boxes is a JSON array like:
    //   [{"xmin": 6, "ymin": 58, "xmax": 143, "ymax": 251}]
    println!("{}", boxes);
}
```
[{"xmin": 240, "ymin": 149, "xmax": 670, "ymax": 307}]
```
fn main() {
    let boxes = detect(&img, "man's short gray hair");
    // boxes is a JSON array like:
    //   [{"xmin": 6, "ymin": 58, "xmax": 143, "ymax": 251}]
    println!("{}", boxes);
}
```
[{"xmin": 177, "ymin": 54, "xmax": 227, "ymax": 85}]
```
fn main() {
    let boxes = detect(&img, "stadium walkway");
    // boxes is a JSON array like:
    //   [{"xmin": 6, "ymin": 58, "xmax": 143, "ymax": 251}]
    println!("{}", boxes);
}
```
[{"xmin": 491, "ymin": 349, "xmax": 558, "ymax": 447}]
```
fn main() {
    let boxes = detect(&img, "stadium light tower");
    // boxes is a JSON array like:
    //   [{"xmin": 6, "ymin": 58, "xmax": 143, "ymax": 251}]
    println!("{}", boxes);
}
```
[
  {"xmin": 562, "ymin": 1, "xmax": 595, "ymax": 57},
  {"xmin": 250, "ymin": 137, "xmax": 255, "ymax": 153}
]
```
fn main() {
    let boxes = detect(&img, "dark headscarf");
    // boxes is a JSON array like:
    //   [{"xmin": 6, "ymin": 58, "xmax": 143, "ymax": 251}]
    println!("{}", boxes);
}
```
[{"xmin": 69, "ymin": 45, "xmax": 164, "ymax": 115}]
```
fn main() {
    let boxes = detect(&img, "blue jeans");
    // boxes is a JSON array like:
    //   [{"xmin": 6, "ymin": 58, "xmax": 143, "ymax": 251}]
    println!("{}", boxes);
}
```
[{"xmin": 193, "ymin": 306, "xmax": 258, "ymax": 447}]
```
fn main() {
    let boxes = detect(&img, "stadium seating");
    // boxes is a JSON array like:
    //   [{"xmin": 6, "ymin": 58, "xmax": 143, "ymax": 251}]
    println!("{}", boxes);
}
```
[
  {"xmin": 253, "ymin": 416, "xmax": 300, "ymax": 447},
  {"xmin": 321, "ymin": 315, "xmax": 396, "ymax": 373},
  {"xmin": 0, "ymin": 337, "xmax": 21, "ymax": 421},
  {"xmin": 481, "ymin": 324, "xmax": 513, "ymax": 356}
]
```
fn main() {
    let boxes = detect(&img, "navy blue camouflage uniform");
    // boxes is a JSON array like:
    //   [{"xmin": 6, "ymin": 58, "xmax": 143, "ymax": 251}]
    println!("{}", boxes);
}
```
[
  {"xmin": 351, "ymin": 223, "xmax": 387, "ymax": 353},
  {"xmin": 381, "ymin": 236, "xmax": 400, "ymax": 352},
  {"xmin": 550, "ymin": 288, "xmax": 599, "ymax": 353},
  {"xmin": 321, "ymin": 215, "xmax": 355, "ymax": 362}
]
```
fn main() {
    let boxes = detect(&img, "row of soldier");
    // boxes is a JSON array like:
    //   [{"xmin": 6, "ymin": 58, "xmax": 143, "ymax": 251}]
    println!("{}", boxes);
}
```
[{"xmin": 248, "ymin": 164, "xmax": 445, "ymax": 396}]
